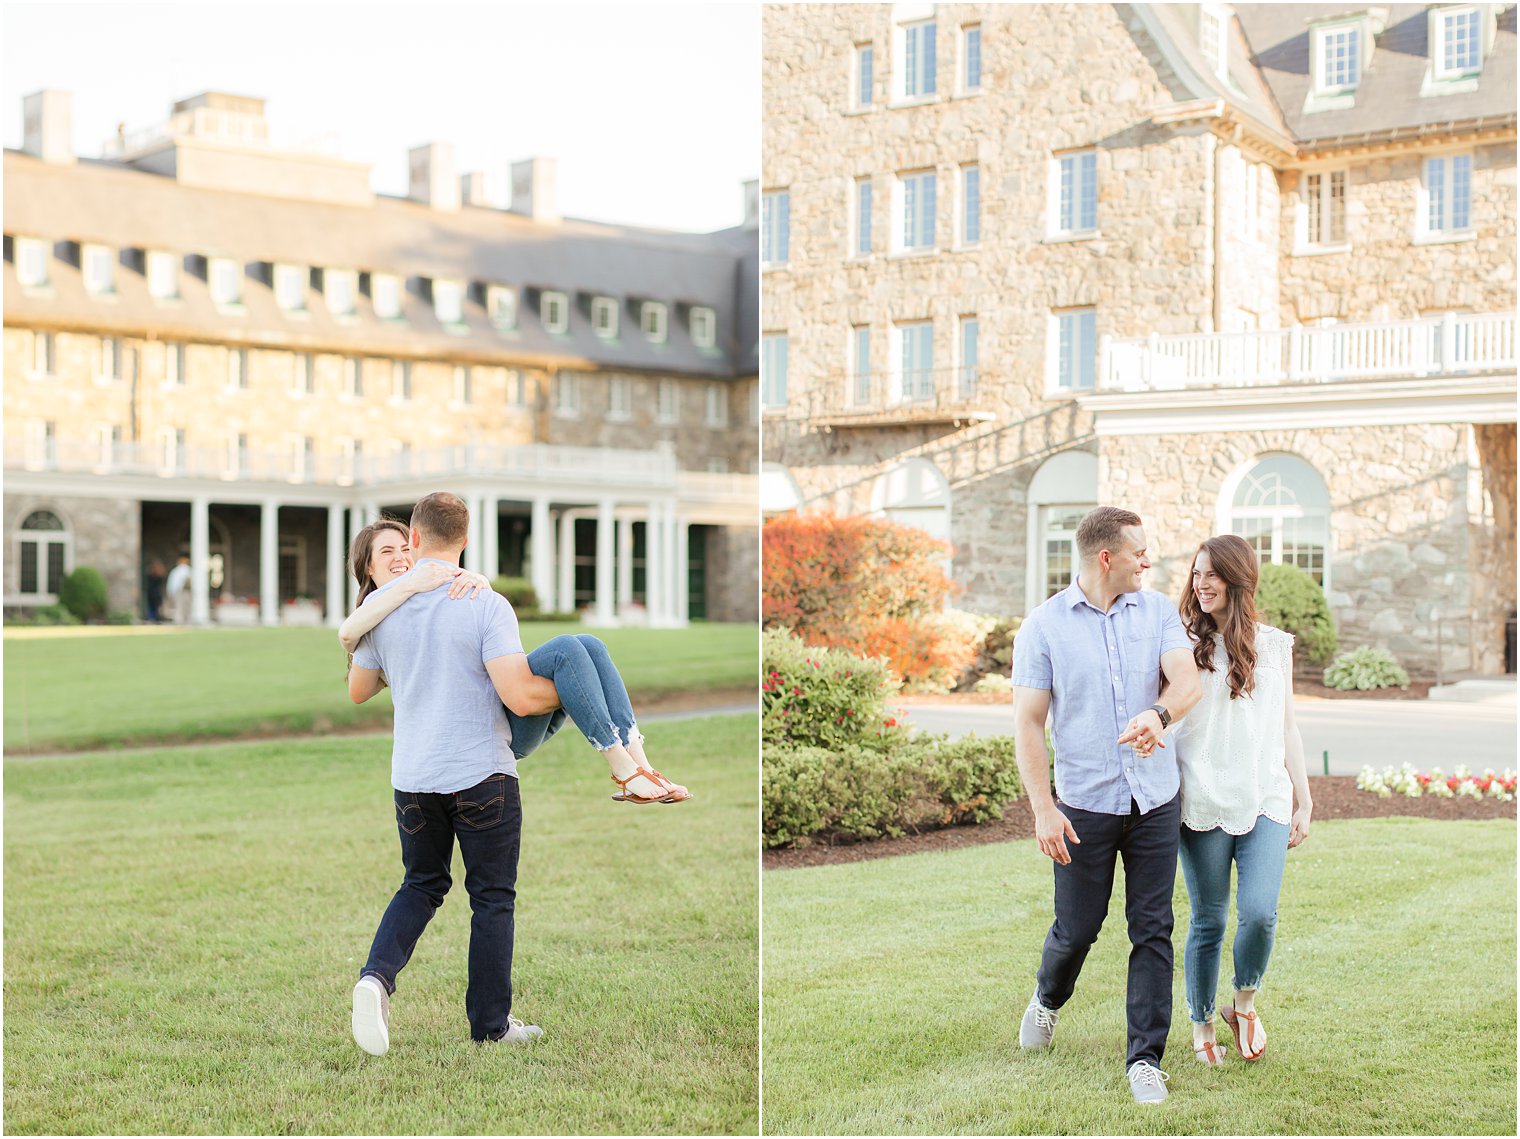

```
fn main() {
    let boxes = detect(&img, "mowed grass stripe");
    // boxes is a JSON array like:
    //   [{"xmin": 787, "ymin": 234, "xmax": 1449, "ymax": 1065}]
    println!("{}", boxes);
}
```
[
  {"xmin": 4, "ymin": 716, "xmax": 758, "ymax": 1135},
  {"xmin": 761, "ymin": 818, "xmax": 1516, "ymax": 1136},
  {"xmin": 3, "ymin": 622, "xmax": 758, "ymax": 751}
]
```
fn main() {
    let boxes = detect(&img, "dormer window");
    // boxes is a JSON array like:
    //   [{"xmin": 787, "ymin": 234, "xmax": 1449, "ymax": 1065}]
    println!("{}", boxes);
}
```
[
  {"xmin": 1433, "ymin": 6, "xmax": 1483, "ymax": 78},
  {"xmin": 488, "ymin": 285, "xmax": 517, "ymax": 329},
  {"xmin": 325, "ymin": 269, "xmax": 357, "ymax": 316},
  {"xmin": 1314, "ymin": 19, "xmax": 1363, "ymax": 94},
  {"xmin": 690, "ymin": 306, "xmax": 716, "ymax": 349},
  {"xmin": 147, "ymin": 250, "xmax": 179, "ymax": 300},
  {"xmin": 642, "ymin": 302, "xmax": 668, "ymax": 343},
  {"xmin": 82, "ymin": 244, "xmax": 115, "ymax": 295},
  {"xmin": 273, "ymin": 263, "xmax": 306, "ymax": 311},
  {"xmin": 1199, "ymin": 2, "xmax": 1229, "ymax": 80},
  {"xmin": 432, "ymin": 279, "xmax": 463, "ymax": 325},
  {"xmin": 591, "ymin": 296, "xmax": 619, "ymax": 339},
  {"xmin": 371, "ymin": 273, "xmax": 401, "ymax": 320},
  {"xmin": 542, "ymin": 290, "xmax": 569, "ymax": 334},
  {"xmin": 209, "ymin": 257, "xmax": 242, "ymax": 306},
  {"xmin": 16, "ymin": 237, "xmax": 49, "ymax": 288}
]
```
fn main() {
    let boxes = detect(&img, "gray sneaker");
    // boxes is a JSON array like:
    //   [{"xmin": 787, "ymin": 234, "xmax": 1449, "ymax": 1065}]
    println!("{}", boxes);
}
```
[
  {"xmin": 1127, "ymin": 1060, "xmax": 1169, "ymax": 1104},
  {"xmin": 1018, "ymin": 993, "xmax": 1059, "ymax": 1049},
  {"xmin": 490, "ymin": 1015, "xmax": 544, "ymax": 1044},
  {"xmin": 351, "ymin": 975, "xmax": 390, "ymax": 1057}
]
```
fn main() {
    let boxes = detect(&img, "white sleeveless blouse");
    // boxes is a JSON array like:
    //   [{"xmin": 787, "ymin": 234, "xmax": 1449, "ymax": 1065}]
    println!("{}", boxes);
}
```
[{"xmin": 1173, "ymin": 623, "xmax": 1295, "ymax": 834}]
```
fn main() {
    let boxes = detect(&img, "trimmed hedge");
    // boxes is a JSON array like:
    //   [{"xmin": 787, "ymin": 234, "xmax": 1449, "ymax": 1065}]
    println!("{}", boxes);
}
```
[
  {"xmin": 763, "ymin": 627, "xmax": 905, "ymax": 752},
  {"xmin": 59, "ymin": 566, "xmax": 109, "ymax": 622},
  {"xmin": 762, "ymin": 734, "xmax": 1023, "ymax": 847},
  {"xmin": 1256, "ymin": 562, "xmax": 1339, "ymax": 664}
]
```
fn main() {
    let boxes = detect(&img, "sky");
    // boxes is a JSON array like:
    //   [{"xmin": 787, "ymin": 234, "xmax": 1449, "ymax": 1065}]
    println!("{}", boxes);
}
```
[{"xmin": 1, "ymin": 1, "xmax": 759, "ymax": 233}]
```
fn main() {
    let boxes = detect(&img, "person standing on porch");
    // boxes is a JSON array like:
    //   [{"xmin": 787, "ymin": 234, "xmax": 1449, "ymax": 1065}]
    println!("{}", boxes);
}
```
[{"xmin": 165, "ymin": 555, "xmax": 192, "ymax": 625}]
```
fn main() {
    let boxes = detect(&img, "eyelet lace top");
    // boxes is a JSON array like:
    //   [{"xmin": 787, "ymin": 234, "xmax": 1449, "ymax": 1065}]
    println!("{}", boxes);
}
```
[{"xmin": 1173, "ymin": 623, "xmax": 1295, "ymax": 834}]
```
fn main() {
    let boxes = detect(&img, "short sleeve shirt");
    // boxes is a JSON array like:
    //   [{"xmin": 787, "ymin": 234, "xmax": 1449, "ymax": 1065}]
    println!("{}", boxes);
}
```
[
  {"xmin": 1012, "ymin": 582, "xmax": 1191, "ymax": 815},
  {"xmin": 352, "ymin": 559, "xmax": 526, "ymax": 793}
]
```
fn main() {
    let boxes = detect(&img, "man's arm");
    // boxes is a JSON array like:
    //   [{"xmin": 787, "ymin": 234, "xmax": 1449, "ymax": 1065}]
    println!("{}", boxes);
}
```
[
  {"xmin": 349, "ymin": 663, "xmax": 386, "ymax": 704},
  {"xmin": 337, "ymin": 563, "xmax": 486, "ymax": 655},
  {"xmin": 485, "ymin": 653, "xmax": 562, "ymax": 718},
  {"xmin": 1118, "ymin": 646, "xmax": 1202, "ymax": 754},
  {"xmin": 1014, "ymin": 685, "xmax": 1080, "ymax": 865}
]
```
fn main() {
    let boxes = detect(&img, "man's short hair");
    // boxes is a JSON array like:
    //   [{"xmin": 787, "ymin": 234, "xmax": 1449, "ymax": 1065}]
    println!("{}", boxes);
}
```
[
  {"xmin": 1075, "ymin": 506, "xmax": 1143, "ymax": 563},
  {"xmin": 410, "ymin": 492, "xmax": 470, "ymax": 549}
]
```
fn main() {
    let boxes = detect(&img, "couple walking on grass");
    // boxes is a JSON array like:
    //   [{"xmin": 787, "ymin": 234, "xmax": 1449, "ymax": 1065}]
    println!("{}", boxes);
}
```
[
  {"xmin": 340, "ymin": 491, "xmax": 690, "ymax": 1055},
  {"xmin": 1012, "ymin": 507, "xmax": 1314, "ymax": 1104}
]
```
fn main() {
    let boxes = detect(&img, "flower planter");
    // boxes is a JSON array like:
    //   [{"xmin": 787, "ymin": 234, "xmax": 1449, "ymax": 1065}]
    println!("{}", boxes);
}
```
[
  {"xmin": 282, "ymin": 600, "xmax": 323, "ymax": 627},
  {"xmin": 215, "ymin": 602, "xmax": 259, "ymax": 627}
]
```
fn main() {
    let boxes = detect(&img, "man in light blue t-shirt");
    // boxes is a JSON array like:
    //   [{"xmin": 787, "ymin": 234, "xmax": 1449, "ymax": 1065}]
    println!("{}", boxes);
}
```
[{"xmin": 347, "ymin": 491, "xmax": 561, "ymax": 1055}]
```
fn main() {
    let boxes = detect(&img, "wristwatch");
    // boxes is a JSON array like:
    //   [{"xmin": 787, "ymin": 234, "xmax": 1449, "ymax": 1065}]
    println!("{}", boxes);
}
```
[{"xmin": 1148, "ymin": 703, "xmax": 1172, "ymax": 729}]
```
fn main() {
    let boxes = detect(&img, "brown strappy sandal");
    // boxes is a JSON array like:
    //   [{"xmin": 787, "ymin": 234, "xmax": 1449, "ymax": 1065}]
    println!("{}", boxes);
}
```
[
  {"xmin": 1193, "ymin": 1038, "xmax": 1227, "ymax": 1066},
  {"xmin": 610, "ymin": 766, "xmax": 692, "ymax": 805},
  {"xmin": 1220, "ymin": 1005, "xmax": 1265, "ymax": 1061}
]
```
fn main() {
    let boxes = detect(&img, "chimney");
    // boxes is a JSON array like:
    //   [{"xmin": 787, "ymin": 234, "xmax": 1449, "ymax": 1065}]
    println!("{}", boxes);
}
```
[
  {"xmin": 408, "ymin": 142, "xmax": 459, "ymax": 211},
  {"xmin": 742, "ymin": 179, "xmax": 759, "ymax": 229},
  {"xmin": 460, "ymin": 170, "xmax": 497, "ymax": 208},
  {"xmin": 22, "ymin": 90, "xmax": 74, "ymax": 165},
  {"xmin": 510, "ymin": 157, "xmax": 558, "ymax": 223}
]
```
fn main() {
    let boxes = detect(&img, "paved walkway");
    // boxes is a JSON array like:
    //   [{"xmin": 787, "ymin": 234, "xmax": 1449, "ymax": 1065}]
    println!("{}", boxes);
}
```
[{"xmin": 895, "ymin": 687, "xmax": 1516, "ymax": 776}]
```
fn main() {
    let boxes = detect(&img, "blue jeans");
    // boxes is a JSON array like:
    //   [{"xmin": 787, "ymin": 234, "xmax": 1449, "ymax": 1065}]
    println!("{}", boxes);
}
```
[
  {"xmin": 1178, "ymin": 817, "xmax": 1289, "ymax": 1024},
  {"xmin": 505, "ymin": 634, "xmax": 638, "ymax": 757},
  {"xmin": 362, "ymin": 773, "xmax": 522, "ymax": 1041}
]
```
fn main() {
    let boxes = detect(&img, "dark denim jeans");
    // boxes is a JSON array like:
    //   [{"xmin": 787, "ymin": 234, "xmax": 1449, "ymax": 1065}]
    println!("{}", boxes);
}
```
[
  {"xmin": 506, "ymin": 634, "xmax": 638, "ymax": 757},
  {"xmin": 361, "ymin": 773, "xmax": 522, "ymax": 1041},
  {"xmin": 1035, "ymin": 793, "xmax": 1181, "ymax": 1068}
]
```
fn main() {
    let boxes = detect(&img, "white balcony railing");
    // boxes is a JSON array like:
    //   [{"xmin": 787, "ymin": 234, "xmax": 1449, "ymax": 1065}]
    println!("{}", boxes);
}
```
[{"xmin": 1101, "ymin": 311, "xmax": 1516, "ymax": 392}]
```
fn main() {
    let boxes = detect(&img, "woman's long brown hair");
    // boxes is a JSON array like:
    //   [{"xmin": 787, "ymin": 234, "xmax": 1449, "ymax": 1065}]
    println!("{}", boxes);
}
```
[
  {"xmin": 1178, "ymin": 534, "xmax": 1260, "ymax": 700},
  {"xmin": 348, "ymin": 518, "xmax": 410, "ymax": 609}
]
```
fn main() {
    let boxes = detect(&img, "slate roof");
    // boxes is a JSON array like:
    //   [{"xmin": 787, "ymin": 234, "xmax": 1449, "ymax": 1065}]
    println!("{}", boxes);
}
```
[{"xmin": 3, "ymin": 149, "xmax": 757, "ymax": 380}]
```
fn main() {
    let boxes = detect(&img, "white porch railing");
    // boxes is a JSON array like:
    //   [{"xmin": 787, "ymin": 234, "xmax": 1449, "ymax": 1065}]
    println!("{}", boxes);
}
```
[{"xmin": 1100, "ymin": 311, "xmax": 1516, "ymax": 392}]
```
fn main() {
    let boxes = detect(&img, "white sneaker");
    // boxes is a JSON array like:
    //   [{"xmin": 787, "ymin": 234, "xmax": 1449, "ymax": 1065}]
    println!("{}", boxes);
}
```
[
  {"xmin": 1019, "ymin": 992, "xmax": 1059, "ymax": 1049},
  {"xmin": 352, "ymin": 975, "xmax": 390, "ymax": 1056},
  {"xmin": 491, "ymin": 1014, "xmax": 544, "ymax": 1044},
  {"xmin": 1127, "ymin": 1060, "xmax": 1169, "ymax": 1104}
]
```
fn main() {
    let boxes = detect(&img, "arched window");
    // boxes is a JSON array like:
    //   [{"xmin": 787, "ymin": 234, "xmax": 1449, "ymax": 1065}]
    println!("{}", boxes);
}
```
[
  {"xmin": 16, "ymin": 508, "xmax": 72, "ymax": 601},
  {"xmin": 760, "ymin": 463, "xmax": 803, "ymax": 515},
  {"xmin": 1225, "ymin": 454, "xmax": 1331, "ymax": 586},
  {"xmin": 1025, "ymin": 450, "xmax": 1099, "ymax": 612},
  {"xmin": 871, "ymin": 458, "xmax": 951, "ymax": 546}
]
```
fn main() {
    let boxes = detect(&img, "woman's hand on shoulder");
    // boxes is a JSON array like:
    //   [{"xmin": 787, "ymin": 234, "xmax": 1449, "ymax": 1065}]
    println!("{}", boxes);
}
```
[
  {"xmin": 404, "ymin": 560, "xmax": 459, "ymax": 595},
  {"xmin": 447, "ymin": 570, "xmax": 492, "ymax": 600}
]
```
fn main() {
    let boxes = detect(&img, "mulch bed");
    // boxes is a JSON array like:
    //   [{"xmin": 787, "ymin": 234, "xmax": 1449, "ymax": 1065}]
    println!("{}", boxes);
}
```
[{"xmin": 762, "ymin": 776, "xmax": 1515, "ymax": 871}]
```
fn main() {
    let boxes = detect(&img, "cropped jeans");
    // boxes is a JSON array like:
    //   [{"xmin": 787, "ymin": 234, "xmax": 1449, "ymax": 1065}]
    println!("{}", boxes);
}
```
[
  {"xmin": 1177, "ymin": 816, "xmax": 1289, "ymax": 1024},
  {"xmin": 504, "ymin": 634, "xmax": 640, "ymax": 758}
]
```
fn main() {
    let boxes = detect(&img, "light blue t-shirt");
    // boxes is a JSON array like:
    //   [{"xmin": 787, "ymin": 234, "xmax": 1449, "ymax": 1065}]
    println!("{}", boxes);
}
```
[
  {"xmin": 1012, "ymin": 582, "xmax": 1191, "ymax": 815},
  {"xmin": 351, "ymin": 559, "xmax": 525, "ymax": 793}
]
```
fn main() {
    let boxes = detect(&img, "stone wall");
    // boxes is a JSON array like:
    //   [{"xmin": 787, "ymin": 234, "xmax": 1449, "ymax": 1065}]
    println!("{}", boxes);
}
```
[
  {"xmin": 703, "ymin": 524, "xmax": 761, "ymax": 624},
  {"xmin": 1102, "ymin": 424, "xmax": 1478, "ymax": 676},
  {"xmin": 1471, "ymin": 423, "xmax": 1517, "ymax": 674},
  {"xmin": 3, "ymin": 492, "xmax": 140, "ymax": 613}
]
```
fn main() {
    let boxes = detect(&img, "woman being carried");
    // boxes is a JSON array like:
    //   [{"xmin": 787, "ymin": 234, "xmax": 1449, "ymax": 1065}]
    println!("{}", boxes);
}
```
[{"xmin": 341, "ymin": 518, "xmax": 688, "ymax": 805}]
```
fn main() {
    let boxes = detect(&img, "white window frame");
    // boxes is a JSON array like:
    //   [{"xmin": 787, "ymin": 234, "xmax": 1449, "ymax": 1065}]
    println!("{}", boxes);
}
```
[
  {"xmin": 432, "ymin": 278, "xmax": 464, "ymax": 325},
  {"xmin": 96, "ymin": 336, "xmax": 122, "ymax": 384},
  {"xmin": 896, "ymin": 169, "xmax": 937, "ymax": 253},
  {"xmin": 642, "ymin": 302, "xmax": 668, "ymax": 343},
  {"xmin": 209, "ymin": 257, "xmax": 242, "ymax": 306},
  {"xmin": 224, "ymin": 431, "xmax": 249, "ymax": 479},
  {"xmin": 488, "ymin": 285, "xmax": 518, "ymax": 330},
  {"xmin": 591, "ymin": 296, "xmax": 619, "ymax": 339},
  {"xmin": 23, "ymin": 419, "xmax": 57, "ymax": 472},
  {"xmin": 850, "ymin": 324, "xmax": 873, "ymax": 408},
  {"xmin": 854, "ymin": 177, "xmax": 873, "ymax": 257},
  {"xmin": 337, "ymin": 436, "xmax": 359, "ymax": 486},
  {"xmin": 273, "ymin": 263, "xmax": 306, "ymax": 312},
  {"xmin": 608, "ymin": 376, "xmax": 633, "ymax": 421},
  {"xmin": 391, "ymin": 360, "xmax": 413, "ymax": 404},
  {"xmin": 854, "ymin": 42, "xmax": 875, "ymax": 109},
  {"xmin": 227, "ymin": 346, "xmax": 248, "ymax": 391},
  {"xmin": 762, "ymin": 190, "xmax": 790, "ymax": 265},
  {"xmin": 159, "ymin": 426, "xmax": 186, "ymax": 474},
  {"xmin": 15, "ymin": 506, "xmax": 71, "ymax": 600},
  {"xmin": 1313, "ymin": 19, "xmax": 1364, "ymax": 95},
  {"xmin": 1050, "ymin": 150, "xmax": 1098, "ymax": 238},
  {"xmin": 165, "ymin": 342, "xmax": 186, "ymax": 387},
  {"xmin": 342, "ymin": 357, "xmax": 362, "ymax": 399},
  {"xmin": 292, "ymin": 352, "xmax": 314, "ymax": 397},
  {"xmin": 657, "ymin": 378, "xmax": 680, "ymax": 424},
  {"xmin": 897, "ymin": 18, "xmax": 937, "ymax": 101},
  {"xmin": 28, "ymin": 330, "xmax": 55, "ymax": 378},
  {"xmin": 958, "ymin": 315, "xmax": 979, "ymax": 399},
  {"xmin": 1199, "ymin": 2, "xmax": 1228, "ymax": 81},
  {"xmin": 82, "ymin": 243, "xmax": 115, "ymax": 295},
  {"xmin": 505, "ymin": 368, "xmax": 529, "ymax": 408},
  {"xmin": 960, "ymin": 164, "xmax": 981, "ymax": 246},
  {"xmin": 553, "ymin": 373, "xmax": 580, "ymax": 418},
  {"xmin": 761, "ymin": 333, "xmax": 788, "ymax": 412},
  {"xmin": 453, "ymin": 364, "xmax": 472, "ymax": 405},
  {"xmin": 287, "ymin": 433, "xmax": 314, "ymax": 483},
  {"xmin": 325, "ymin": 269, "xmax": 357, "ymax": 317},
  {"xmin": 1432, "ymin": 5, "xmax": 1483, "ymax": 80},
  {"xmin": 691, "ymin": 306, "xmax": 717, "ymax": 349},
  {"xmin": 705, "ymin": 383, "xmax": 729, "ymax": 428},
  {"xmin": 1048, "ymin": 308, "xmax": 1097, "ymax": 394},
  {"xmin": 1418, "ymin": 153, "xmax": 1474, "ymax": 240},
  {"xmin": 371, "ymin": 273, "xmax": 401, "ymax": 320},
  {"xmin": 1298, "ymin": 168, "xmax": 1349, "ymax": 251},
  {"xmin": 960, "ymin": 24, "xmax": 982, "ymax": 93},
  {"xmin": 1221, "ymin": 454, "xmax": 1333, "ymax": 590},
  {"xmin": 893, "ymin": 320, "xmax": 935, "ymax": 404},
  {"xmin": 542, "ymin": 290, "xmax": 569, "ymax": 334},
  {"xmin": 15, "ymin": 236, "xmax": 49, "ymax": 288},
  {"xmin": 94, "ymin": 422, "xmax": 122, "ymax": 471},
  {"xmin": 146, "ymin": 250, "xmax": 179, "ymax": 300}
]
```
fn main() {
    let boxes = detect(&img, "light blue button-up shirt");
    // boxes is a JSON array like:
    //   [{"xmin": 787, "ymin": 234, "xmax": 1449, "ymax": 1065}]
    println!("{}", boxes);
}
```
[{"xmin": 1012, "ymin": 581, "xmax": 1191, "ymax": 815}]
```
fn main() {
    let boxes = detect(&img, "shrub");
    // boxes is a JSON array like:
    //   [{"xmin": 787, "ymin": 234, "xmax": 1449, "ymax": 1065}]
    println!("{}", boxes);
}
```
[
  {"xmin": 29, "ymin": 603, "xmax": 81, "ymax": 626},
  {"xmin": 106, "ymin": 610, "xmax": 136, "ymax": 626},
  {"xmin": 58, "ymin": 566, "xmax": 109, "ymax": 622},
  {"xmin": 519, "ymin": 609, "xmax": 580, "ymax": 624},
  {"xmin": 762, "ymin": 734, "xmax": 1023, "ymax": 847},
  {"xmin": 1324, "ymin": 645, "xmax": 1410, "ymax": 691},
  {"xmin": 763, "ymin": 627, "xmax": 905, "ymax": 752},
  {"xmin": 974, "ymin": 673, "xmax": 1013, "ymax": 694},
  {"xmin": 1256, "ymin": 563, "xmax": 1338, "ymax": 664},
  {"xmin": 492, "ymin": 577, "xmax": 539, "ymax": 610}
]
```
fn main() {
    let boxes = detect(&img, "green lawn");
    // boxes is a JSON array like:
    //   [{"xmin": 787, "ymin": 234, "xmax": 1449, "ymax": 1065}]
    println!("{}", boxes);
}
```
[
  {"xmin": 762, "ymin": 819, "xmax": 1517, "ymax": 1136},
  {"xmin": 3, "ymin": 623, "xmax": 757, "ymax": 752},
  {"xmin": 4, "ymin": 715, "xmax": 758, "ymax": 1135}
]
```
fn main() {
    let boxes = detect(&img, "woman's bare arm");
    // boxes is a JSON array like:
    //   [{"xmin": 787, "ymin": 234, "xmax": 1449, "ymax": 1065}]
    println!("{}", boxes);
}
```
[
  {"xmin": 337, "ymin": 562, "xmax": 462, "ymax": 654},
  {"xmin": 1283, "ymin": 654, "xmax": 1313, "ymax": 846}
]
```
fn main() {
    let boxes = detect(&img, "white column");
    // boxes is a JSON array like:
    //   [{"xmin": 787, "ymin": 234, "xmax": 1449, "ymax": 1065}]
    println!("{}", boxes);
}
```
[
  {"xmin": 617, "ymin": 516, "xmax": 634, "ymax": 614},
  {"xmin": 466, "ymin": 494, "xmax": 486, "ymax": 575},
  {"xmin": 674, "ymin": 512, "xmax": 690, "ymax": 626},
  {"xmin": 558, "ymin": 509, "xmax": 577, "ymax": 614},
  {"xmin": 593, "ymin": 498, "xmax": 616, "ymax": 626},
  {"xmin": 260, "ymin": 500, "xmax": 280, "ymax": 627},
  {"xmin": 326, "ymin": 504, "xmax": 345, "ymax": 626},
  {"xmin": 347, "ymin": 506, "xmax": 364, "ymax": 612},
  {"xmin": 481, "ymin": 496, "xmax": 500, "ymax": 581},
  {"xmin": 190, "ymin": 495, "xmax": 211, "ymax": 625},
  {"xmin": 645, "ymin": 502, "xmax": 666, "ymax": 625},
  {"xmin": 531, "ymin": 497, "xmax": 553, "ymax": 612}
]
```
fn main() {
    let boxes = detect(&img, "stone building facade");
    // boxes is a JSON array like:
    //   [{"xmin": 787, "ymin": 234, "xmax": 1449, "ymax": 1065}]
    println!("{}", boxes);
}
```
[
  {"xmin": 5, "ymin": 90, "xmax": 760, "ymax": 626},
  {"xmin": 762, "ymin": 2, "xmax": 1517, "ymax": 675}
]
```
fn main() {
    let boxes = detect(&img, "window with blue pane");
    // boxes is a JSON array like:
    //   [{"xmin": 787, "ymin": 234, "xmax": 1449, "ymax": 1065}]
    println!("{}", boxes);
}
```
[
  {"xmin": 904, "ymin": 20, "xmax": 936, "ymax": 97},
  {"xmin": 902, "ymin": 170, "xmax": 936, "ymax": 249},
  {"xmin": 1441, "ymin": 8, "xmax": 1481, "ymax": 75},
  {"xmin": 1426, "ymin": 155, "xmax": 1473, "ymax": 233},
  {"xmin": 853, "ymin": 326, "xmax": 872, "ymax": 405},
  {"xmin": 857, "ymin": 44, "xmax": 874, "ymax": 106},
  {"xmin": 1055, "ymin": 309, "xmax": 1097, "ymax": 391},
  {"xmin": 1318, "ymin": 25, "xmax": 1360, "ymax": 91},
  {"xmin": 857, "ymin": 179, "xmax": 872, "ymax": 255},
  {"xmin": 762, "ymin": 334, "xmax": 788, "ymax": 408},
  {"xmin": 1057, "ymin": 151, "xmax": 1097, "ymax": 234},
  {"xmin": 962, "ymin": 166, "xmax": 980, "ymax": 244},
  {"xmin": 964, "ymin": 25, "xmax": 981, "ymax": 90},
  {"xmin": 959, "ymin": 318, "xmax": 978, "ymax": 398},
  {"xmin": 762, "ymin": 190, "xmax": 790, "ymax": 264},
  {"xmin": 899, "ymin": 322, "xmax": 934, "ymax": 402}
]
